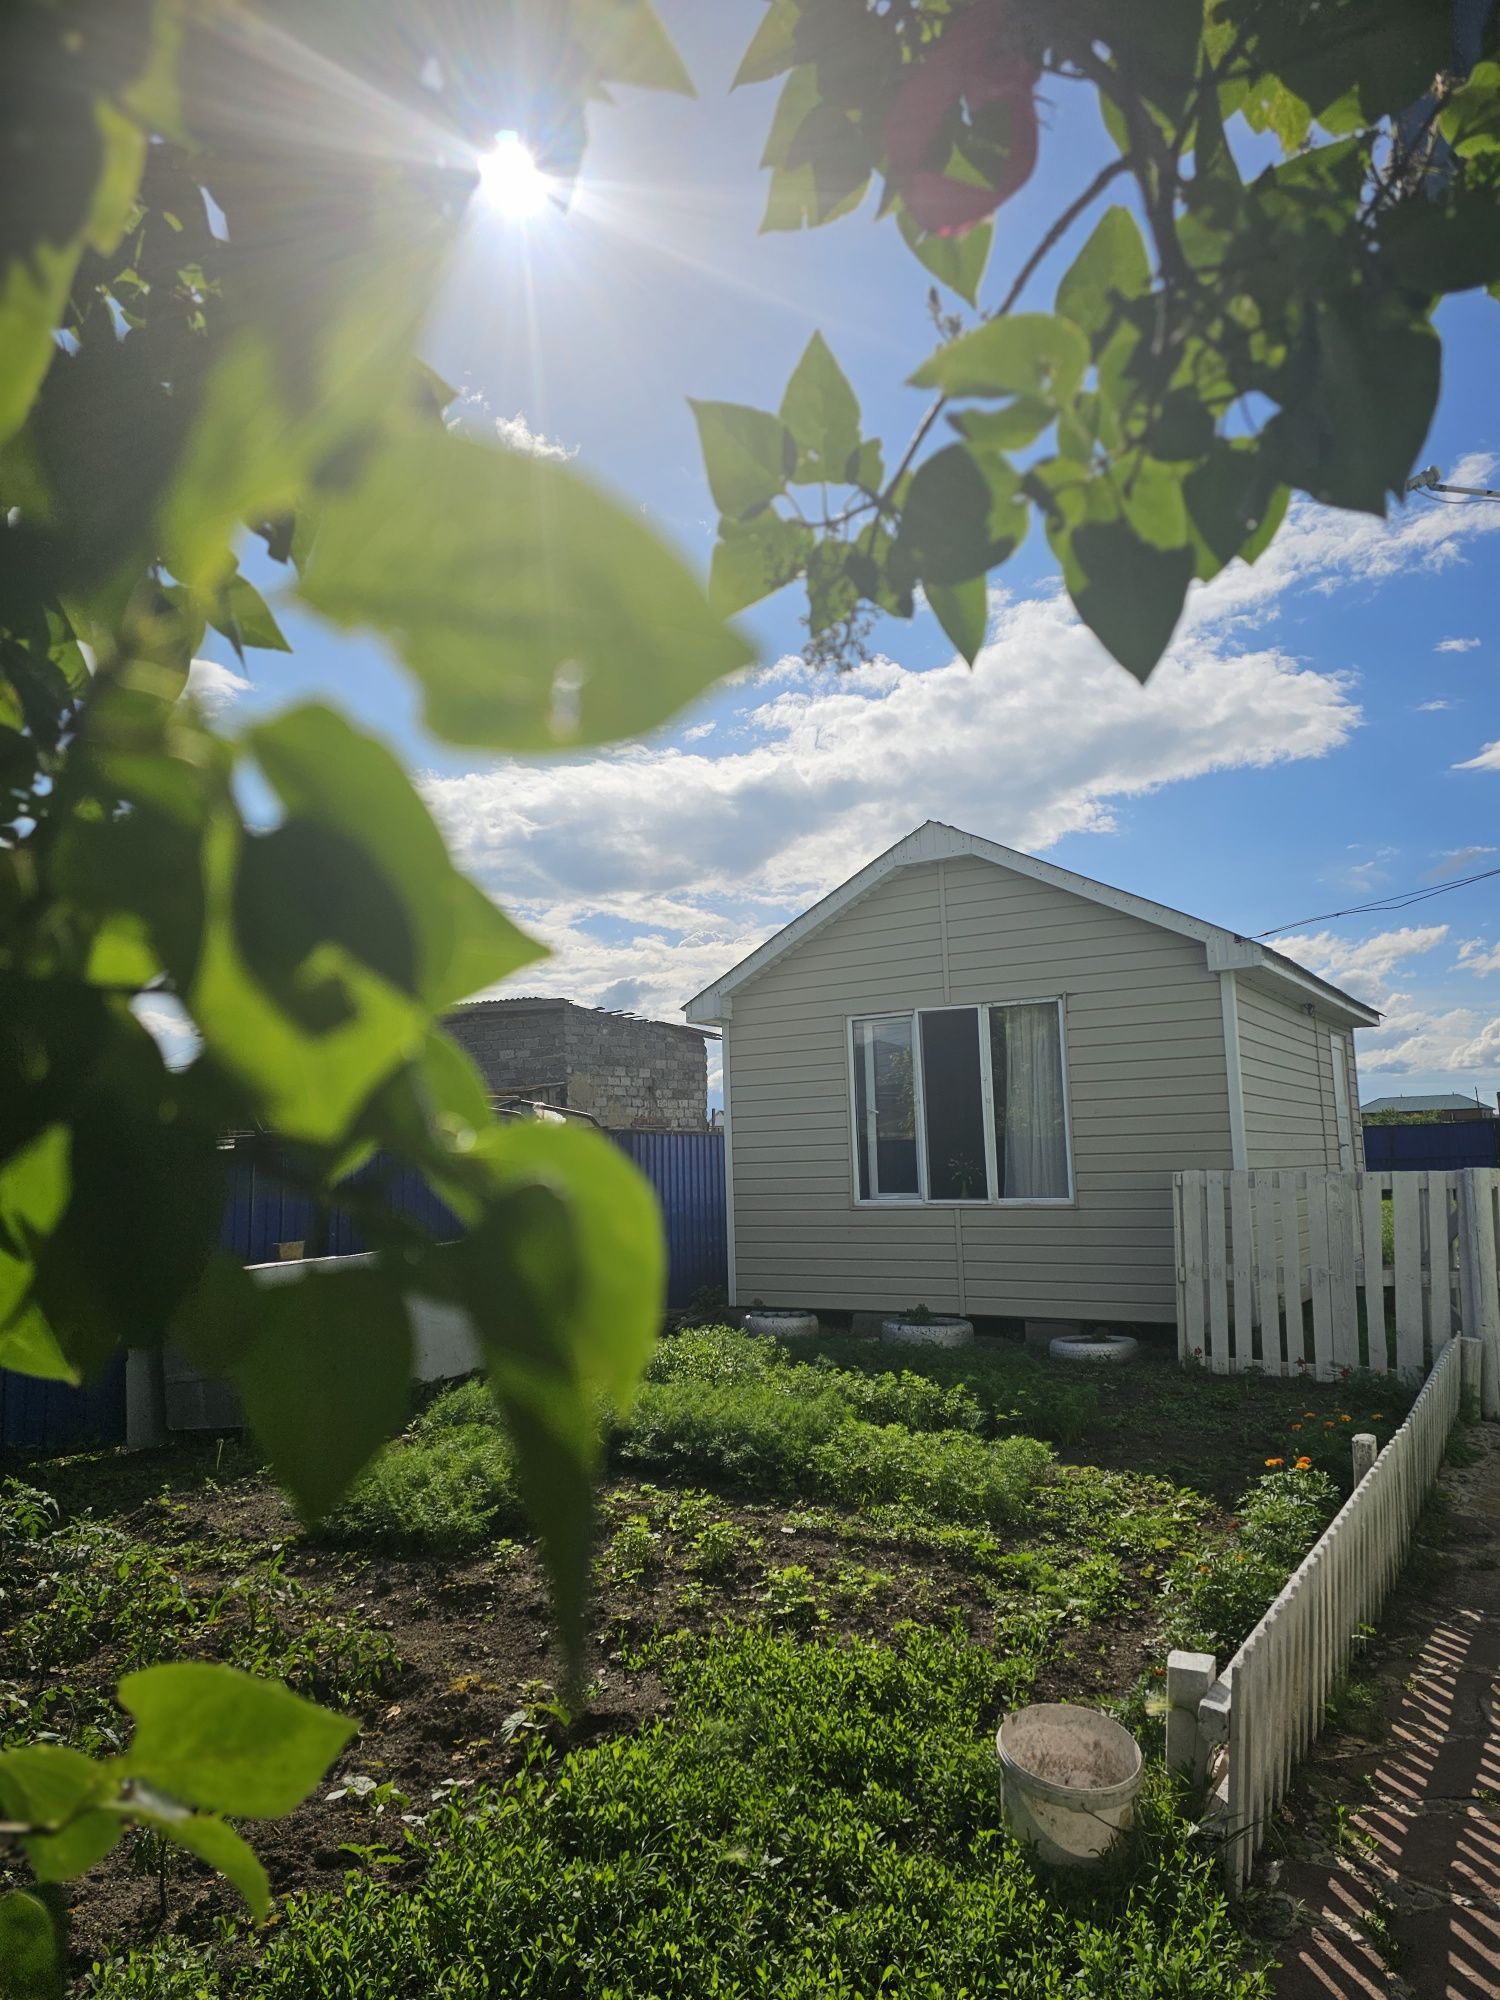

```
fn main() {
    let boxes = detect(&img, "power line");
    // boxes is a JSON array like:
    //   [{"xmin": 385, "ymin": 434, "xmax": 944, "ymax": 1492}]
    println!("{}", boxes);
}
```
[{"xmin": 1255, "ymin": 862, "xmax": 1500, "ymax": 939}]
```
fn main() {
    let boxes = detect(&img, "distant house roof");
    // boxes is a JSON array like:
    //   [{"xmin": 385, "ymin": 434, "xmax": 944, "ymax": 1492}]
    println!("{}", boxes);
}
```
[
  {"xmin": 1361, "ymin": 1093, "xmax": 1494, "ymax": 1115},
  {"xmin": 684, "ymin": 821, "xmax": 1381, "ymax": 1028}
]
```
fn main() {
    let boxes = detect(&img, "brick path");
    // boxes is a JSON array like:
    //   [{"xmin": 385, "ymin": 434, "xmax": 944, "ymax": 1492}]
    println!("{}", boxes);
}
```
[{"xmin": 1255, "ymin": 1422, "xmax": 1500, "ymax": 1999}]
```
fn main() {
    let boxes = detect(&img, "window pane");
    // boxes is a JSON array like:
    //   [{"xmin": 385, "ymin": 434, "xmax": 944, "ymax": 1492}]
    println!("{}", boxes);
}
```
[
  {"xmin": 990, "ymin": 1003, "xmax": 1068, "ymax": 1198},
  {"xmin": 852, "ymin": 1018, "xmax": 918, "ymax": 1198},
  {"xmin": 920, "ymin": 1009, "xmax": 990, "ymax": 1201}
]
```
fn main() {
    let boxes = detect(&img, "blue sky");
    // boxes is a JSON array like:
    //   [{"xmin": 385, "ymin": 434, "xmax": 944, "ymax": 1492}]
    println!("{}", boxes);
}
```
[{"xmin": 193, "ymin": 4, "xmax": 1500, "ymax": 1109}]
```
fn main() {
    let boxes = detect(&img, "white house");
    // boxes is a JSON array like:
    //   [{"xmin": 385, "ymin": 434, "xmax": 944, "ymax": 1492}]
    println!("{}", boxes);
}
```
[{"xmin": 685, "ymin": 822, "xmax": 1379, "ymax": 1328}]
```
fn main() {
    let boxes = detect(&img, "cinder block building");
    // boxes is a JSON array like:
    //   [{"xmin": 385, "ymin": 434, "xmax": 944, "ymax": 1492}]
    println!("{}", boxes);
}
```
[{"xmin": 445, "ymin": 997, "xmax": 710, "ymax": 1131}]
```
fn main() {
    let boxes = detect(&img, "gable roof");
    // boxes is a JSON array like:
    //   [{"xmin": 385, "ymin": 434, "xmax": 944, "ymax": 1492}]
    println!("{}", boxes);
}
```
[{"xmin": 683, "ymin": 821, "xmax": 1380, "ymax": 1028}]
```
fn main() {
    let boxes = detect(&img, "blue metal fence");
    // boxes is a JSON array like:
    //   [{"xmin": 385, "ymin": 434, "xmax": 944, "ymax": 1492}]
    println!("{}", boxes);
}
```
[
  {"xmin": 609, "ymin": 1129, "xmax": 727, "ymax": 1308},
  {"xmin": 1362, "ymin": 1121, "xmax": 1500, "ymax": 1173},
  {"xmin": 3, "ymin": 1129, "xmax": 726, "ymax": 1451}
]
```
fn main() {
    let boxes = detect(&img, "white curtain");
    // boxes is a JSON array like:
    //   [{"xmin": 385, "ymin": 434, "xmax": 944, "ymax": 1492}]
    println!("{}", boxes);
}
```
[{"xmin": 1001, "ymin": 1004, "xmax": 1068, "ymax": 1198}]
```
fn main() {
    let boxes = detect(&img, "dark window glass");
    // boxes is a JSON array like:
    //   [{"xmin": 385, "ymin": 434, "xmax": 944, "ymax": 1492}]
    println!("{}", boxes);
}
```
[{"xmin": 920, "ymin": 1009, "xmax": 990, "ymax": 1200}]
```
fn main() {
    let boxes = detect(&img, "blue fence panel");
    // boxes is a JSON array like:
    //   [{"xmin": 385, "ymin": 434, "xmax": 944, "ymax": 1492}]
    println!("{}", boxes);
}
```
[
  {"xmin": 3, "ymin": 1130, "xmax": 726, "ymax": 1453},
  {"xmin": 0, "ymin": 1352, "xmax": 126, "ymax": 1454},
  {"xmin": 1362, "ymin": 1122, "xmax": 1500, "ymax": 1173},
  {"xmin": 610, "ymin": 1129, "xmax": 727, "ymax": 1308}
]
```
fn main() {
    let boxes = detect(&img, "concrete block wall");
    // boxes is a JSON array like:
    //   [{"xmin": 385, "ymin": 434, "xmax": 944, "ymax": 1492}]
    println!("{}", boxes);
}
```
[{"xmin": 444, "ymin": 997, "xmax": 707, "ymax": 1130}]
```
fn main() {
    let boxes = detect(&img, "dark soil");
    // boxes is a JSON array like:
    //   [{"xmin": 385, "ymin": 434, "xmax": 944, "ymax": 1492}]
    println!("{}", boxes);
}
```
[{"xmin": 3, "ymin": 1451, "xmax": 1197, "ymax": 1974}]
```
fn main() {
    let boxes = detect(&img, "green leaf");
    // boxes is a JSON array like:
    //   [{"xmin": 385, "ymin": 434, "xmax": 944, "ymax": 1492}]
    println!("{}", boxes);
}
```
[
  {"xmin": 690, "ymin": 401, "xmax": 796, "ymax": 519},
  {"xmin": 0, "ymin": 1892, "xmax": 61, "ymax": 2000},
  {"xmin": 23, "ymin": 1809, "xmax": 122, "ymax": 1883},
  {"xmin": 926, "ymin": 578, "xmax": 989, "ymax": 665},
  {"xmin": 573, "ymin": 0, "xmax": 695, "ymax": 95},
  {"xmin": 1048, "ymin": 505, "xmax": 1195, "ymax": 682},
  {"xmin": 949, "ymin": 401, "xmax": 1055, "ymax": 451},
  {"xmin": 0, "ymin": 1307, "xmax": 78, "ymax": 1386},
  {"xmin": 248, "ymin": 706, "xmax": 542, "ymax": 1012},
  {"xmin": 1442, "ymin": 59, "xmax": 1500, "ymax": 155},
  {"xmin": 779, "ymin": 334, "xmax": 860, "ymax": 484},
  {"xmin": 1055, "ymin": 208, "xmax": 1151, "ymax": 347},
  {"xmin": 734, "ymin": 0, "xmax": 801, "ymax": 87},
  {"xmin": 433, "ymin": 1123, "xmax": 665, "ymax": 1663},
  {"xmin": 129, "ymin": 1799, "xmax": 270, "ymax": 1920},
  {"xmin": 0, "ymin": 1745, "xmax": 114, "ymax": 1833},
  {"xmin": 1265, "ymin": 294, "xmax": 1440, "ymax": 514},
  {"xmin": 0, "ymin": 1124, "xmax": 72, "ymax": 1332},
  {"xmin": 208, "ymin": 575, "xmax": 290, "ymax": 656},
  {"xmin": 758, "ymin": 68, "xmax": 870, "ymax": 230},
  {"xmin": 892, "ymin": 444, "xmax": 1027, "ymax": 587},
  {"xmin": 709, "ymin": 513, "xmax": 813, "ymax": 615},
  {"xmin": 120, "ymin": 1664, "xmax": 355, "ymax": 1819},
  {"xmin": 0, "ymin": 238, "xmax": 78, "ymax": 452},
  {"xmin": 230, "ymin": 1264, "xmax": 413, "ymax": 1520},
  {"xmin": 895, "ymin": 205, "xmax": 993, "ymax": 306},
  {"xmin": 1183, "ymin": 441, "xmax": 1289, "ymax": 581},
  {"xmin": 298, "ymin": 430, "xmax": 753, "ymax": 750},
  {"xmin": 909, "ymin": 314, "xmax": 1090, "ymax": 404}
]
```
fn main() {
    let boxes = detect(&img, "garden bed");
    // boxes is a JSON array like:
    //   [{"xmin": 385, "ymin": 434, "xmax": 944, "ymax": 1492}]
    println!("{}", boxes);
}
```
[{"xmin": 0, "ymin": 1326, "xmax": 1409, "ymax": 1995}]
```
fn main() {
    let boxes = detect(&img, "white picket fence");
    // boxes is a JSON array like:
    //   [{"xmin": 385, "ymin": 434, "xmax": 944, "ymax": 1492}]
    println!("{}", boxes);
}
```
[
  {"xmin": 1173, "ymin": 1166, "xmax": 1500, "ymax": 1410},
  {"xmin": 1174, "ymin": 1337, "xmax": 1478, "ymax": 1893}
]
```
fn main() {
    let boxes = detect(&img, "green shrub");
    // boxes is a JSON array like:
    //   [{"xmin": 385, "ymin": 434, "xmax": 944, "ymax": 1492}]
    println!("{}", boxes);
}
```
[
  {"xmin": 810, "ymin": 1423, "xmax": 1053, "ymax": 1525},
  {"xmin": 85, "ymin": 1627, "xmax": 1264, "ymax": 2000},
  {"xmin": 327, "ymin": 1424, "xmax": 523, "ymax": 1553},
  {"xmin": 832, "ymin": 1366, "xmax": 983, "ymax": 1433},
  {"xmin": 616, "ymin": 1379, "xmax": 848, "ymax": 1492},
  {"xmin": 413, "ymin": 1379, "xmax": 496, "ymax": 1431},
  {"xmin": 1164, "ymin": 1466, "xmax": 1339, "ymax": 1659},
  {"xmin": 645, "ymin": 1323, "xmax": 788, "ymax": 1386}
]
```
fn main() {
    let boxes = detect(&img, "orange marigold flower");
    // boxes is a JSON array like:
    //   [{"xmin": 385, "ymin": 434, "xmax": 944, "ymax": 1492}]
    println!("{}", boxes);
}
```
[
  {"xmin": 1340, "ymin": 1414, "xmax": 1351, "ymax": 1423},
  {"xmin": 1303, "ymin": 1411, "xmax": 1317, "ymax": 1419},
  {"xmin": 1291, "ymin": 1424, "xmax": 1302, "ymax": 1432},
  {"xmin": 1265, "ymin": 1457, "xmax": 1285, "ymax": 1467},
  {"xmin": 1324, "ymin": 1421, "xmax": 1335, "ymax": 1429},
  {"xmin": 1371, "ymin": 1412, "xmax": 1384, "ymax": 1420},
  {"xmin": 1295, "ymin": 1456, "xmax": 1313, "ymax": 1470}
]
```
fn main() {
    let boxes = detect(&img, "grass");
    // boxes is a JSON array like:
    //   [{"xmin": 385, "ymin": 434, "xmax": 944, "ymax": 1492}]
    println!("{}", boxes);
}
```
[
  {"xmin": 9, "ymin": 1323, "xmax": 1379, "ymax": 1996},
  {"xmin": 83, "ymin": 1626, "xmax": 1266, "ymax": 2000}
]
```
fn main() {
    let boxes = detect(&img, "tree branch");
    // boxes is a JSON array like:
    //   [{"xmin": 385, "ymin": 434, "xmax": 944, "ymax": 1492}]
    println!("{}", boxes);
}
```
[{"xmin": 995, "ymin": 154, "xmax": 1131, "ymax": 316}]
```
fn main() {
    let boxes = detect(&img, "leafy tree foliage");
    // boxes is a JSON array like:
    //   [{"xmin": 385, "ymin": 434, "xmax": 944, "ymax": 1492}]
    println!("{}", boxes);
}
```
[
  {"xmin": 710, "ymin": 0, "xmax": 1500, "ymax": 676},
  {"xmin": 2, "ymin": 0, "xmax": 1498, "ymax": 1963}
]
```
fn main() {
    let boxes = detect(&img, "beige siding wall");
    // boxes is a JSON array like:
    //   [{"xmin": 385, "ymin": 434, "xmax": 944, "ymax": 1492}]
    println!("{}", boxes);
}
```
[
  {"xmin": 727, "ymin": 855, "xmax": 1234, "ymax": 1324},
  {"xmin": 1235, "ymin": 978, "xmax": 1354, "ymax": 1171}
]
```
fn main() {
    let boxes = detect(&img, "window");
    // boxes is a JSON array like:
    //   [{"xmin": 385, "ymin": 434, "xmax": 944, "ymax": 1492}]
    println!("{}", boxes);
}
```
[{"xmin": 849, "ymin": 1002, "xmax": 1070, "ymax": 1204}]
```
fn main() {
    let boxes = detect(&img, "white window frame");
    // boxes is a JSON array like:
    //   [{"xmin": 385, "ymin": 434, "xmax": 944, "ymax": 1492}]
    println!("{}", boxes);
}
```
[{"xmin": 846, "ymin": 998, "xmax": 1074, "ymax": 1208}]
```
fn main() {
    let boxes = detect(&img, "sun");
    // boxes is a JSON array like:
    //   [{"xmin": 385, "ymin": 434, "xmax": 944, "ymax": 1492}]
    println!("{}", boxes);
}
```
[{"xmin": 476, "ymin": 131, "xmax": 552, "ymax": 220}]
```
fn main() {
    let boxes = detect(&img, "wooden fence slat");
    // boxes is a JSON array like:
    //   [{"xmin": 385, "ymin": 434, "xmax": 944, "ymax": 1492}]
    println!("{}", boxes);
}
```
[
  {"xmin": 1206, "ymin": 1170, "xmax": 1230, "ymax": 1373},
  {"xmin": 1327, "ymin": 1172, "xmax": 1359, "ymax": 1374},
  {"xmin": 1230, "ymin": 1171, "xmax": 1256, "ymax": 1368},
  {"xmin": 1426, "ymin": 1172, "xmax": 1454, "ymax": 1364},
  {"xmin": 1307, "ymin": 1172, "xmax": 1334, "ymax": 1380},
  {"xmin": 1179, "ymin": 1172, "xmax": 1206, "ymax": 1365},
  {"xmin": 1281, "ymin": 1174, "xmax": 1307, "ymax": 1373},
  {"xmin": 1359, "ymin": 1170, "xmax": 1388, "ymax": 1375},
  {"xmin": 1254, "ymin": 1172, "xmax": 1284, "ymax": 1375},
  {"xmin": 1393, "ymin": 1172, "xmax": 1424, "ymax": 1378}
]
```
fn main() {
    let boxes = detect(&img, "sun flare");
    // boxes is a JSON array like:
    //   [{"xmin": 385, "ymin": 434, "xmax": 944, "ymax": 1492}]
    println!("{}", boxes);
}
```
[{"xmin": 476, "ymin": 130, "xmax": 552, "ymax": 220}]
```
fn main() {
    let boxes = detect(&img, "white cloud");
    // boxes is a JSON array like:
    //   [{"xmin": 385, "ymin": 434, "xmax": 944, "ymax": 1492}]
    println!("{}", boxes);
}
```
[
  {"xmin": 1436, "ymin": 636, "xmax": 1481, "ymax": 652},
  {"xmin": 419, "ymin": 455, "xmax": 1500, "ymax": 1036},
  {"xmin": 186, "ymin": 657, "xmax": 250, "ymax": 717},
  {"xmin": 1456, "ymin": 741, "xmax": 1500, "ymax": 772},
  {"xmin": 1459, "ymin": 939, "xmax": 1500, "ymax": 976},
  {"xmin": 492, "ymin": 411, "xmax": 577, "ymax": 461},
  {"xmin": 1416, "ymin": 698, "xmax": 1454, "ymax": 711},
  {"xmin": 1272, "ymin": 925, "xmax": 1448, "ymax": 999}
]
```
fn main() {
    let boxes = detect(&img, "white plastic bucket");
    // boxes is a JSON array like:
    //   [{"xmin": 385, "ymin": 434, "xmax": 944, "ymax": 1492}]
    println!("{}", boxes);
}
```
[{"xmin": 996, "ymin": 1703, "xmax": 1143, "ymax": 1867}]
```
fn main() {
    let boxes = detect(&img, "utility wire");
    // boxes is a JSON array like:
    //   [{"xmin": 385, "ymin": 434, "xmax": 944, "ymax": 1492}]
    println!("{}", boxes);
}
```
[{"xmin": 1255, "ymin": 862, "xmax": 1500, "ymax": 939}]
